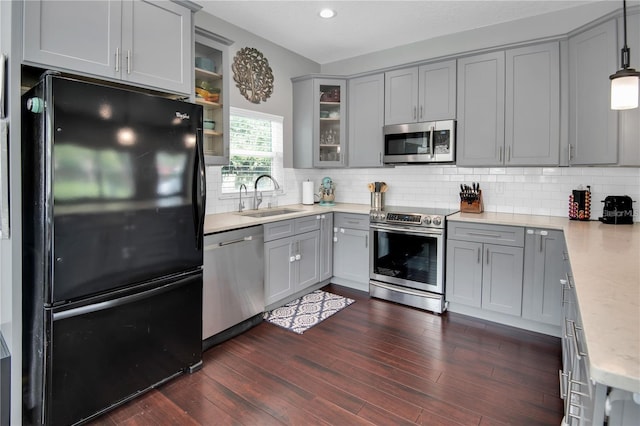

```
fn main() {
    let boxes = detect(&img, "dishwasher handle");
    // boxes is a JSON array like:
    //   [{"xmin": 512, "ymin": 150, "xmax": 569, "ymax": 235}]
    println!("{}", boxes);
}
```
[
  {"xmin": 204, "ymin": 234, "xmax": 261, "ymax": 251},
  {"xmin": 219, "ymin": 235, "xmax": 253, "ymax": 246}
]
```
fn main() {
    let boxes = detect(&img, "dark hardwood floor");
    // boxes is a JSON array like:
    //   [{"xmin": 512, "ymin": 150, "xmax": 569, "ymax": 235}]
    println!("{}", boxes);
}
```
[{"xmin": 89, "ymin": 284, "xmax": 563, "ymax": 425}]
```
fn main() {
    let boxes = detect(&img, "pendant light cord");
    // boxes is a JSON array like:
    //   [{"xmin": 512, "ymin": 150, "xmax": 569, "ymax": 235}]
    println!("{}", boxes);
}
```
[{"xmin": 622, "ymin": 0, "xmax": 630, "ymax": 69}]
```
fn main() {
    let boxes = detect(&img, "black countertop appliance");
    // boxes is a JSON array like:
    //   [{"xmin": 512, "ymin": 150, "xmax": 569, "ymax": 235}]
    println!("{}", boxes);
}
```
[{"xmin": 599, "ymin": 195, "xmax": 634, "ymax": 224}]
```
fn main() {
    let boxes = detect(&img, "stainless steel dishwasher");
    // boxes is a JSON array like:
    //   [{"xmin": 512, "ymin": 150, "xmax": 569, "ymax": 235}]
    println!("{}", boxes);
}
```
[{"xmin": 202, "ymin": 225, "xmax": 264, "ymax": 350}]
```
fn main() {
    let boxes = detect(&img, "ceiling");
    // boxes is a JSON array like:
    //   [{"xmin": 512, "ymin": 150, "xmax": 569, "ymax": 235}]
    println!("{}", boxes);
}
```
[{"xmin": 199, "ymin": 0, "xmax": 599, "ymax": 64}]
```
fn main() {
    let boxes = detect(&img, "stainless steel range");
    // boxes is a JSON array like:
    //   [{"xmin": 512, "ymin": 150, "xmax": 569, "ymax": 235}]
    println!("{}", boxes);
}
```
[{"xmin": 369, "ymin": 206, "xmax": 458, "ymax": 314}]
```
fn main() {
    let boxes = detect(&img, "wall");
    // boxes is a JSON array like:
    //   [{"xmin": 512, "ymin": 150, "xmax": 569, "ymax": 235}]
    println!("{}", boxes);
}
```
[{"xmin": 320, "ymin": 1, "xmax": 622, "ymax": 75}]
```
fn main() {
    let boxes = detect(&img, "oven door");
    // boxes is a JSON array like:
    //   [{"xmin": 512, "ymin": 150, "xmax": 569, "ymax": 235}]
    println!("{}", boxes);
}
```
[{"xmin": 370, "ymin": 224, "xmax": 444, "ymax": 294}]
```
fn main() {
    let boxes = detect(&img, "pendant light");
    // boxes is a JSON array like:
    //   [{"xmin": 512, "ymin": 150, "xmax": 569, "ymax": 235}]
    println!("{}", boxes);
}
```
[{"xmin": 610, "ymin": 0, "xmax": 640, "ymax": 110}]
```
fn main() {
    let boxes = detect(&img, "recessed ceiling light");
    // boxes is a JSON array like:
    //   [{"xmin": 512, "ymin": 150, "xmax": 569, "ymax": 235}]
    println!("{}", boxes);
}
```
[{"xmin": 319, "ymin": 8, "xmax": 336, "ymax": 19}]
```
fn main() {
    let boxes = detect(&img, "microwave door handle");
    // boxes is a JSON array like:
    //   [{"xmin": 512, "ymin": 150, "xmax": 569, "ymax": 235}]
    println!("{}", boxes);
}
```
[{"xmin": 429, "ymin": 125, "xmax": 435, "ymax": 159}]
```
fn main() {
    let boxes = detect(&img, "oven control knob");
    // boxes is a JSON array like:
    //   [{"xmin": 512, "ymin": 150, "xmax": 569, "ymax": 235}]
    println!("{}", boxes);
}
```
[
  {"xmin": 377, "ymin": 212, "xmax": 386, "ymax": 220},
  {"xmin": 432, "ymin": 216, "xmax": 442, "ymax": 226},
  {"xmin": 422, "ymin": 216, "xmax": 432, "ymax": 225}
]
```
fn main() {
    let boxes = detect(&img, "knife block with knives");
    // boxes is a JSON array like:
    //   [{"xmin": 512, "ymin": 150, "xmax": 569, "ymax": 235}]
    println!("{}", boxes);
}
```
[{"xmin": 459, "ymin": 183, "xmax": 483, "ymax": 213}]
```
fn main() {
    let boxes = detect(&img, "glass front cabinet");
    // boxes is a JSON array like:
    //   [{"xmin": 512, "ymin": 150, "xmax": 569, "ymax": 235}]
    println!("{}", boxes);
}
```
[
  {"xmin": 293, "ymin": 77, "xmax": 347, "ymax": 168},
  {"xmin": 194, "ymin": 28, "xmax": 231, "ymax": 165}
]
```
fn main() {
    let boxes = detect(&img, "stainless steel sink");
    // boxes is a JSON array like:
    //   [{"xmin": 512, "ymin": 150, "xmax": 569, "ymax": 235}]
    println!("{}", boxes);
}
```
[{"xmin": 237, "ymin": 208, "xmax": 302, "ymax": 218}]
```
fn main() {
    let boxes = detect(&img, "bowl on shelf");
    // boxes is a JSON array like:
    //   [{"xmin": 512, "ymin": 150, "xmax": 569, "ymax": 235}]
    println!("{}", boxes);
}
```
[
  {"xmin": 195, "ymin": 57, "xmax": 216, "ymax": 73},
  {"xmin": 204, "ymin": 120, "xmax": 216, "ymax": 130},
  {"xmin": 320, "ymin": 110, "xmax": 330, "ymax": 118}
]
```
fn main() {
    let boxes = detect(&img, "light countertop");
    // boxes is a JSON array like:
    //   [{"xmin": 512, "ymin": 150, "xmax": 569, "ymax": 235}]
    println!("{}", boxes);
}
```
[
  {"xmin": 449, "ymin": 212, "xmax": 640, "ymax": 394},
  {"xmin": 205, "ymin": 206, "xmax": 639, "ymax": 393},
  {"xmin": 203, "ymin": 203, "xmax": 370, "ymax": 235}
]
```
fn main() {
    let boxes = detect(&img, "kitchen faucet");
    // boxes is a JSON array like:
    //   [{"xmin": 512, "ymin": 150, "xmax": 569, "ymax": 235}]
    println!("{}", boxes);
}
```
[
  {"xmin": 253, "ymin": 174, "xmax": 280, "ymax": 210},
  {"xmin": 238, "ymin": 183, "xmax": 247, "ymax": 212}
]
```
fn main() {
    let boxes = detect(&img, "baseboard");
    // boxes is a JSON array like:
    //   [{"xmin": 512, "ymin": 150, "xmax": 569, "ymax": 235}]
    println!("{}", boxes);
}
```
[
  {"xmin": 447, "ymin": 303, "xmax": 561, "ymax": 337},
  {"xmin": 202, "ymin": 313, "xmax": 264, "ymax": 352},
  {"xmin": 330, "ymin": 276, "xmax": 369, "ymax": 292}
]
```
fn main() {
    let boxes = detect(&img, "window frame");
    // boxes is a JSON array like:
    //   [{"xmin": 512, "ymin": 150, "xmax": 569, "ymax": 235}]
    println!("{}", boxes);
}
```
[{"xmin": 219, "ymin": 107, "xmax": 284, "ymax": 199}]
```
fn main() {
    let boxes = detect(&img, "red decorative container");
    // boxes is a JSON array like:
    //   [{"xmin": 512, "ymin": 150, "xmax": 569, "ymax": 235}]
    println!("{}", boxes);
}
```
[{"xmin": 569, "ymin": 186, "xmax": 591, "ymax": 220}]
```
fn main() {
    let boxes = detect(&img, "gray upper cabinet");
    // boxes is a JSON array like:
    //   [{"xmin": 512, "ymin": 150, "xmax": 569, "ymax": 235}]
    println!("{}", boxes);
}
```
[
  {"xmin": 348, "ymin": 73, "xmax": 385, "ymax": 167},
  {"xmin": 23, "ymin": 0, "xmax": 192, "ymax": 95},
  {"xmin": 292, "ymin": 77, "xmax": 347, "ymax": 168},
  {"xmin": 522, "ymin": 229, "xmax": 564, "ymax": 327},
  {"xmin": 568, "ymin": 19, "xmax": 618, "ymax": 165},
  {"xmin": 456, "ymin": 51, "xmax": 505, "ymax": 166},
  {"xmin": 418, "ymin": 60, "xmax": 457, "ymax": 121},
  {"xmin": 23, "ymin": 1, "xmax": 122, "ymax": 78},
  {"xmin": 384, "ymin": 67, "xmax": 418, "ymax": 125},
  {"xmin": 505, "ymin": 42, "xmax": 560, "ymax": 166},
  {"xmin": 384, "ymin": 60, "xmax": 456, "ymax": 125},
  {"xmin": 458, "ymin": 44, "xmax": 560, "ymax": 167},
  {"xmin": 618, "ymin": 11, "xmax": 640, "ymax": 167}
]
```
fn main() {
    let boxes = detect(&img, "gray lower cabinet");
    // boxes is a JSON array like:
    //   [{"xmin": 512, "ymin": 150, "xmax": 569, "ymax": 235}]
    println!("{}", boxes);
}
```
[
  {"xmin": 446, "ymin": 222, "xmax": 524, "ymax": 317},
  {"xmin": 348, "ymin": 73, "xmax": 385, "ymax": 167},
  {"xmin": 332, "ymin": 213, "xmax": 369, "ymax": 289},
  {"xmin": 568, "ymin": 18, "xmax": 618, "ymax": 165},
  {"xmin": 318, "ymin": 213, "xmax": 334, "ymax": 281},
  {"xmin": 23, "ymin": 0, "xmax": 193, "ymax": 95},
  {"xmin": 264, "ymin": 216, "xmax": 321, "ymax": 306},
  {"xmin": 522, "ymin": 228, "xmax": 564, "ymax": 326}
]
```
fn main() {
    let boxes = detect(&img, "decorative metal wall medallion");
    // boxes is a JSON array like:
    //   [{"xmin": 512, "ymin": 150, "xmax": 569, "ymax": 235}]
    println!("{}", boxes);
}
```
[{"xmin": 232, "ymin": 47, "xmax": 274, "ymax": 104}]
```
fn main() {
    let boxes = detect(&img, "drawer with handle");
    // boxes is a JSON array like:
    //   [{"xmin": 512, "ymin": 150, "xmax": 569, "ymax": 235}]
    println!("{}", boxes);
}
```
[
  {"xmin": 334, "ymin": 212, "xmax": 369, "ymax": 230},
  {"xmin": 447, "ymin": 221, "xmax": 524, "ymax": 247}
]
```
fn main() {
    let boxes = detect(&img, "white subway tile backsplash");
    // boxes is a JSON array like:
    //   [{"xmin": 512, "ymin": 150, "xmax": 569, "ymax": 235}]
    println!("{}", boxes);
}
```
[{"xmin": 203, "ymin": 165, "xmax": 639, "ymax": 222}]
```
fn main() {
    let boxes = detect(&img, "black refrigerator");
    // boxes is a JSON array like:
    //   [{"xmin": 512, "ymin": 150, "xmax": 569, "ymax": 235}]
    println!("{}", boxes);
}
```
[{"xmin": 21, "ymin": 74, "xmax": 205, "ymax": 425}]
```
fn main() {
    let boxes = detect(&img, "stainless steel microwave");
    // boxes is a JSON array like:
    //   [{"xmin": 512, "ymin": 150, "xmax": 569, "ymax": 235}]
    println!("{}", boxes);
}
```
[{"xmin": 383, "ymin": 120, "xmax": 455, "ymax": 164}]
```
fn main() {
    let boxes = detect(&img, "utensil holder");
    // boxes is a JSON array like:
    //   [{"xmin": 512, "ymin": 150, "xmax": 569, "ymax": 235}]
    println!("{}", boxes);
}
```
[
  {"xmin": 460, "ymin": 190, "xmax": 483, "ymax": 213},
  {"xmin": 371, "ymin": 192, "xmax": 384, "ymax": 211}
]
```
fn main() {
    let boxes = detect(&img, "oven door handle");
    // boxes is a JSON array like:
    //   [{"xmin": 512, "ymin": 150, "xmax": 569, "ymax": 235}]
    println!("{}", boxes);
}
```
[{"xmin": 370, "ymin": 223, "xmax": 443, "ymax": 236}]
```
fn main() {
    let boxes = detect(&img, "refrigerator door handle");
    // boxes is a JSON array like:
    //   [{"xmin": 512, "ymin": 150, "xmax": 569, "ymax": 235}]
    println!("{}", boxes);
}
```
[
  {"xmin": 53, "ymin": 275, "xmax": 195, "ymax": 321},
  {"xmin": 193, "ymin": 127, "xmax": 206, "ymax": 250}
]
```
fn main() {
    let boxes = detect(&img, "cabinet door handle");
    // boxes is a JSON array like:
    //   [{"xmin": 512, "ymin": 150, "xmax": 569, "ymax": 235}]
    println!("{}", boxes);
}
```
[
  {"xmin": 570, "ymin": 320, "xmax": 587, "ymax": 359},
  {"xmin": 127, "ymin": 50, "xmax": 131, "ymax": 74},
  {"xmin": 379, "ymin": 152, "xmax": 382, "ymax": 164},
  {"xmin": 539, "ymin": 235, "xmax": 543, "ymax": 252},
  {"xmin": 507, "ymin": 145, "xmax": 511, "ymax": 163},
  {"xmin": 419, "ymin": 105, "xmax": 423, "ymax": 120},
  {"xmin": 115, "ymin": 48, "xmax": 120, "ymax": 72},
  {"xmin": 558, "ymin": 369, "xmax": 567, "ymax": 399},
  {"xmin": 413, "ymin": 106, "xmax": 417, "ymax": 120},
  {"xmin": 295, "ymin": 254, "xmax": 301, "ymax": 261},
  {"xmin": 289, "ymin": 256, "xmax": 296, "ymax": 263},
  {"xmin": 365, "ymin": 235, "xmax": 368, "ymax": 249},
  {"xmin": 499, "ymin": 146, "xmax": 503, "ymax": 162},
  {"xmin": 477, "ymin": 247, "xmax": 481, "ymax": 263},
  {"xmin": 486, "ymin": 247, "xmax": 489, "ymax": 264},
  {"xmin": 568, "ymin": 144, "xmax": 573, "ymax": 160}
]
